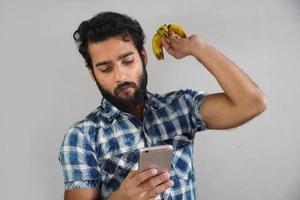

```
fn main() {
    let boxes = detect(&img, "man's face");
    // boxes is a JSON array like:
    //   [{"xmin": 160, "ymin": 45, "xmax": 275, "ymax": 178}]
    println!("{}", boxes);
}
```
[{"xmin": 88, "ymin": 36, "xmax": 148, "ymax": 111}]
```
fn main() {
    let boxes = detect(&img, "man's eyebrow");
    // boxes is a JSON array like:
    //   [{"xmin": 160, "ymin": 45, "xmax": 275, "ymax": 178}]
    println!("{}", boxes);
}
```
[
  {"xmin": 95, "ymin": 60, "xmax": 112, "ymax": 67},
  {"xmin": 117, "ymin": 51, "xmax": 134, "ymax": 60},
  {"xmin": 95, "ymin": 51, "xmax": 134, "ymax": 67}
]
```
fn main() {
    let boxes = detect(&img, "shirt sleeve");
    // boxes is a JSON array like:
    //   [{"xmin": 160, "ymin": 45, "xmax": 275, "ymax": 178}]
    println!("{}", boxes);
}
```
[
  {"xmin": 58, "ymin": 125, "xmax": 101, "ymax": 190},
  {"xmin": 182, "ymin": 89, "xmax": 208, "ymax": 134}
]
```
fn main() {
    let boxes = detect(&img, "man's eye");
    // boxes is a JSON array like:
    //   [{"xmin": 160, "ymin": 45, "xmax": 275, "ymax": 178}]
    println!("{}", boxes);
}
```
[
  {"xmin": 100, "ymin": 67, "xmax": 112, "ymax": 73},
  {"xmin": 123, "ymin": 60, "xmax": 133, "ymax": 64}
]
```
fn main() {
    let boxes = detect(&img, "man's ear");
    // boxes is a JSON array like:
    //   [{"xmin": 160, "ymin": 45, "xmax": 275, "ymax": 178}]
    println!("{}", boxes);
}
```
[
  {"xmin": 88, "ymin": 68, "xmax": 96, "ymax": 81},
  {"xmin": 140, "ymin": 49, "xmax": 148, "ymax": 66}
]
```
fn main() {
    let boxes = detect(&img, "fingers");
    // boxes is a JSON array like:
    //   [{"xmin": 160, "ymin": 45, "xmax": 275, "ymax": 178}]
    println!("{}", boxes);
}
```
[
  {"xmin": 169, "ymin": 31, "xmax": 180, "ymax": 41},
  {"xmin": 116, "ymin": 169, "xmax": 158, "ymax": 199},
  {"xmin": 161, "ymin": 37, "xmax": 175, "ymax": 56},
  {"xmin": 145, "ymin": 177, "xmax": 174, "ymax": 199},
  {"xmin": 160, "ymin": 31, "xmax": 178, "ymax": 46},
  {"xmin": 131, "ymin": 168, "xmax": 158, "ymax": 186},
  {"xmin": 161, "ymin": 37, "xmax": 172, "ymax": 51},
  {"xmin": 138, "ymin": 171, "xmax": 172, "ymax": 193},
  {"xmin": 160, "ymin": 31, "xmax": 182, "ymax": 53},
  {"xmin": 120, "ymin": 169, "xmax": 173, "ymax": 199}
]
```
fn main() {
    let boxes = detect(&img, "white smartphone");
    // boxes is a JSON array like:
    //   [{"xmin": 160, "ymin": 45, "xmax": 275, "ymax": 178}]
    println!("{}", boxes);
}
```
[{"xmin": 138, "ymin": 145, "xmax": 173, "ymax": 174}]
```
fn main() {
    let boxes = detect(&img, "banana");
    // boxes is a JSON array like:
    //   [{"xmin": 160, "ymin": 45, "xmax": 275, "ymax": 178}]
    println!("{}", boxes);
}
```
[{"xmin": 152, "ymin": 24, "xmax": 187, "ymax": 60}]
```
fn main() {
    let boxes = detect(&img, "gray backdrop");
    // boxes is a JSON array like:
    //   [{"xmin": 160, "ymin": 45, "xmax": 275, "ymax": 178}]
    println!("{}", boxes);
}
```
[{"xmin": 1, "ymin": 0, "xmax": 299, "ymax": 199}]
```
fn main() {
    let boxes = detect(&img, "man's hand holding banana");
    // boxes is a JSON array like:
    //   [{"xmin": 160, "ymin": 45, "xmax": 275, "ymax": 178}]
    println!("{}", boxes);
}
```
[
  {"xmin": 161, "ymin": 32, "xmax": 206, "ymax": 60},
  {"xmin": 152, "ymin": 24, "xmax": 208, "ymax": 60}
]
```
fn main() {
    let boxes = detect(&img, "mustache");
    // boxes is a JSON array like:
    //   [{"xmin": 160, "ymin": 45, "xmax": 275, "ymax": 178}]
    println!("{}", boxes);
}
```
[{"xmin": 114, "ymin": 81, "xmax": 137, "ymax": 94}]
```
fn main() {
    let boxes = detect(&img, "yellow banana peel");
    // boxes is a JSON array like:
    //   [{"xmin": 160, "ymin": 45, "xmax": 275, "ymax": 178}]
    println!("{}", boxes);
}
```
[{"xmin": 152, "ymin": 24, "xmax": 187, "ymax": 60}]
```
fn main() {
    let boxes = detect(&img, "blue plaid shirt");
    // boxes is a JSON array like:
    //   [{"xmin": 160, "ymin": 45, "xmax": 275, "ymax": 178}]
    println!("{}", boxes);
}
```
[{"xmin": 58, "ymin": 89, "xmax": 208, "ymax": 199}]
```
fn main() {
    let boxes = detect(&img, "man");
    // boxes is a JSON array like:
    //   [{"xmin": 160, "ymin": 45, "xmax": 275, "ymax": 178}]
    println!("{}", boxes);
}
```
[{"xmin": 58, "ymin": 11, "xmax": 267, "ymax": 200}]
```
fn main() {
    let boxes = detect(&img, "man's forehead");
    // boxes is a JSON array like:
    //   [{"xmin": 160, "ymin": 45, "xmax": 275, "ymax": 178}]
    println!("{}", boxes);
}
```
[
  {"xmin": 89, "ymin": 35, "xmax": 135, "ymax": 50},
  {"xmin": 88, "ymin": 36, "xmax": 137, "ymax": 61}
]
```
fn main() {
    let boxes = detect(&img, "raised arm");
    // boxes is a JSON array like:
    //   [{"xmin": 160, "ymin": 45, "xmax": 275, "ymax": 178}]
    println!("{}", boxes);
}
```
[{"xmin": 161, "ymin": 32, "xmax": 267, "ymax": 129}]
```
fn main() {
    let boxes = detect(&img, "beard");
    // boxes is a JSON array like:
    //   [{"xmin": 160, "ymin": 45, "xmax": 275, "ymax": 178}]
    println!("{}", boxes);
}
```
[{"xmin": 91, "ymin": 62, "xmax": 148, "ymax": 112}]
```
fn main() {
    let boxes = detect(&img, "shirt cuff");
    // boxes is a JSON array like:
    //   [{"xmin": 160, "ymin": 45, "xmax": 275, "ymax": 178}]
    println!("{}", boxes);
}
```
[
  {"xmin": 65, "ymin": 180, "xmax": 100, "ymax": 190},
  {"xmin": 192, "ymin": 92, "xmax": 209, "ymax": 131}
]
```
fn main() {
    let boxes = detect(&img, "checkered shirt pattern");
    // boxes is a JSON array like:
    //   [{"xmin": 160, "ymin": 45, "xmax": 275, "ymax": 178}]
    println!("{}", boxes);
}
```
[{"xmin": 58, "ymin": 89, "xmax": 208, "ymax": 199}]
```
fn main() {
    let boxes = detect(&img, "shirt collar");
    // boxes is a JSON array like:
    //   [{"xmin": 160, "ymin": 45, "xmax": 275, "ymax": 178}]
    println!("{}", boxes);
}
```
[
  {"xmin": 145, "ymin": 90, "xmax": 160, "ymax": 110},
  {"xmin": 100, "ymin": 90, "xmax": 160, "ymax": 121}
]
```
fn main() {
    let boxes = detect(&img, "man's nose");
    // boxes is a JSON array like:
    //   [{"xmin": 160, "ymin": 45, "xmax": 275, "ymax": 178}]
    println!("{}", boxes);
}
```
[{"xmin": 115, "ymin": 64, "xmax": 127, "ymax": 83}]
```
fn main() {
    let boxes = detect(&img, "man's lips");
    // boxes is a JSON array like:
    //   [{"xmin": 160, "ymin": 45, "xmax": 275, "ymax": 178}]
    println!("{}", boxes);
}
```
[
  {"xmin": 114, "ymin": 82, "xmax": 137, "ymax": 95},
  {"xmin": 115, "ymin": 83, "xmax": 136, "ymax": 95},
  {"xmin": 118, "ymin": 85, "xmax": 130, "ymax": 93}
]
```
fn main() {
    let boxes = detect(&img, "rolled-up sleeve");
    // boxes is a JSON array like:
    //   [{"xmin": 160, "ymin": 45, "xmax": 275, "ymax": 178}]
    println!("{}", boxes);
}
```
[
  {"xmin": 58, "ymin": 126, "xmax": 101, "ymax": 190},
  {"xmin": 182, "ymin": 89, "xmax": 208, "ymax": 134}
]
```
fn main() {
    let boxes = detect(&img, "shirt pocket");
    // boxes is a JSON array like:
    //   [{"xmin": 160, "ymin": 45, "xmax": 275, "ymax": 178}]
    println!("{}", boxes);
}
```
[
  {"xmin": 170, "ymin": 134, "xmax": 193, "ymax": 181},
  {"xmin": 100, "ymin": 149, "xmax": 139, "ymax": 181}
]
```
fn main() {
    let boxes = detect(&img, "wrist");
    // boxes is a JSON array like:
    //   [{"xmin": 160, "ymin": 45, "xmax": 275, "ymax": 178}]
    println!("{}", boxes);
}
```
[
  {"xmin": 190, "ymin": 40, "xmax": 211, "ymax": 60},
  {"xmin": 190, "ymin": 41, "xmax": 207, "ymax": 55},
  {"xmin": 189, "ymin": 35, "xmax": 209, "ymax": 58}
]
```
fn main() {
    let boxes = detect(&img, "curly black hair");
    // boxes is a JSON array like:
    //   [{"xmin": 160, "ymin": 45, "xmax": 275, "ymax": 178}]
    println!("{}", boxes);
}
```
[{"xmin": 73, "ymin": 11, "xmax": 146, "ymax": 69}]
